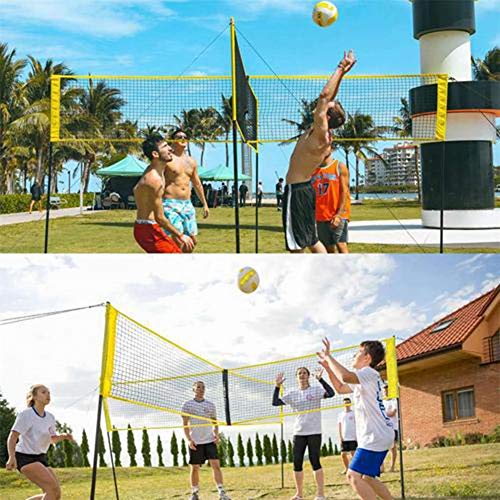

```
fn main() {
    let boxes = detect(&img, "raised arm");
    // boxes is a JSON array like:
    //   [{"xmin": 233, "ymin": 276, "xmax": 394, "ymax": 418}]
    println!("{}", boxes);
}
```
[
  {"xmin": 315, "ymin": 368, "xmax": 335, "ymax": 398},
  {"xmin": 272, "ymin": 373, "xmax": 286, "ymax": 406},
  {"xmin": 312, "ymin": 50, "xmax": 356, "ymax": 138},
  {"xmin": 320, "ymin": 338, "xmax": 359, "ymax": 385}
]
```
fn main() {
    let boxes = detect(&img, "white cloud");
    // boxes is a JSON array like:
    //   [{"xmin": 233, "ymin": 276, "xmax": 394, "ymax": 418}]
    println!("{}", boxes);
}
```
[
  {"xmin": 0, "ymin": 0, "xmax": 177, "ymax": 38},
  {"xmin": 432, "ymin": 284, "xmax": 478, "ymax": 320}
]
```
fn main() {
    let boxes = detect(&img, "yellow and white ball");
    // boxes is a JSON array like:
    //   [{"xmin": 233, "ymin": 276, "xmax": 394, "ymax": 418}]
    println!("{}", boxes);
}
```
[
  {"xmin": 238, "ymin": 267, "xmax": 259, "ymax": 294},
  {"xmin": 312, "ymin": 1, "xmax": 338, "ymax": 27}
]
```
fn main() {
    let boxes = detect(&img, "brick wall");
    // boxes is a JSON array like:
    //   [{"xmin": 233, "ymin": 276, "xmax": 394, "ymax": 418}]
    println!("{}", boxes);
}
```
[{"xmin": 399, "ymin": 356, "xmax": 500, "ymax": 446}]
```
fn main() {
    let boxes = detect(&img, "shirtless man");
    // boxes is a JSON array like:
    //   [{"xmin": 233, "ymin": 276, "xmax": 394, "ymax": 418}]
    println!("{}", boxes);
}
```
[
  {"xmin": 133, "ymin": 133, "xmax": 195, "ymax": 253},
  {"xmin": 283, "ymin": 50, "xmax": 356, "ymax": 253},
  {"xmin": 163, "ymin": 129, "xmax": 209, "ymax": 252}
]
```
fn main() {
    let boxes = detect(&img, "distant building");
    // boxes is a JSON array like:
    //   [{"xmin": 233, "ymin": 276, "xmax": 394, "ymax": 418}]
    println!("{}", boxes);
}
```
[
  {"xmin": 381, "ymin": 286, "xmax": 500, "ymax": 447},
  {"xmin": 365, "ymin": 142, "xmax": 421, "ymax": 187}
]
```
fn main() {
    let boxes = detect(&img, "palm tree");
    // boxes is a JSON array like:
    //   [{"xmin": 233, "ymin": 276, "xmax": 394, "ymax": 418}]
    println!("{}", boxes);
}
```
[
  {"xmin": 281, "ymin": 98, "xmax": 317, "ymax": 143},
  {"xmin": 77, "ymin": 79, "xmax": 127, "ymax": 191},
  {"xmin": 472, "ymin": 47, "xmax": 499, "ymax": 81},
  {"xmin": 0, "ymin": 43, "xmax": 27, "ymax": 193},
  {"xmin": 10, "ymin": 57, "xmax": 76, "ymax": 187},
  {"xmin": 172, "ymin": 107, "xmax": 222, "ymax": 165},
  {"xmin": 393, "ymin": 97, "xmax": 421, "ymax": 201},
  {"xmin": 218, "ymin": 95, "xmax": 233, "ymax": 167},
  {"xmin": 336, "ymin": 112, "xmax": 388, "ymax": 200}
]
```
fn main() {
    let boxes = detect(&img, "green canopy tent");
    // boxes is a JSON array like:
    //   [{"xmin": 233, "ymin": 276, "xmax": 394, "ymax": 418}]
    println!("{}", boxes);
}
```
[
  {"xmin": 96, "ymin": 155, "xmax": 148, "ymax": 208},
  {"xmin": 199, "ymin": 164, "xmax": 251, "ymax": 182},
  {"xmin": 199, "ymin": 164, "xmax": 252, "ymax": 208},
  {"xmin": 95, "ymin": 155, "xmax": 148, "ymax": 177}
]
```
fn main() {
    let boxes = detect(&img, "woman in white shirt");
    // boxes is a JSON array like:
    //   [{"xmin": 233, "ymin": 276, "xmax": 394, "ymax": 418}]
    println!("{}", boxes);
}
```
[
  {"xmin": 6, "ymin": 384, "xmax": 74, "ymax": 500},
  {"xmin": 273, "ymin": 367, "xmax": 335, "ymax": 500}
]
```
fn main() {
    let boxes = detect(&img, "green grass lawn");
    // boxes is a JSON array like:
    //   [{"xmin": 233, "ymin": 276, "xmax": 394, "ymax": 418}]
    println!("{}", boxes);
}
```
[
  {"xmin": 0, "ymin": 201, "xmax": 498, "ymax": 253},
  {"xmin": 0, "ymin": 443, "xmax": 498, "ymax": 499}
]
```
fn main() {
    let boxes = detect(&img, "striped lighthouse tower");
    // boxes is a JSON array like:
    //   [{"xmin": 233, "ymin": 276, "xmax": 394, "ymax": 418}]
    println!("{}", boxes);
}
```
[{"xmin": 410, "ymin": 0, "xmax": 500, "ymax": 229}]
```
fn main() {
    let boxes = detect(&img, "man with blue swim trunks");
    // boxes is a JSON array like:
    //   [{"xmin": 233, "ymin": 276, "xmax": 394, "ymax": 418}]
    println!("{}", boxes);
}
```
[{"xmin": 163, "ymin": 129, "xmax": 209, "ymax": 252}]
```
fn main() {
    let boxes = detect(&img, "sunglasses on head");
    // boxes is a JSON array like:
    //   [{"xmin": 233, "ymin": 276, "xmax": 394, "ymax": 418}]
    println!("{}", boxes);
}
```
[{"xmin": 174, "ymin": 135, "xmax": 188, "ymax": 140}]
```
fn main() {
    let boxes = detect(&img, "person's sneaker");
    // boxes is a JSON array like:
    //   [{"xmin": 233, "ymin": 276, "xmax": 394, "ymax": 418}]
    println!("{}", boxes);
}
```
[
  {"xmin": 190, "ymin": 492, "xmax": 200, "ymax": 500},
  {"xmin": 219, "ymin": 491, "xmax": 231, "ymax": 500}
]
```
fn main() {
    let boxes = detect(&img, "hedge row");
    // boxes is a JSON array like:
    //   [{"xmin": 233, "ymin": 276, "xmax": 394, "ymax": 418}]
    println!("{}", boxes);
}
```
[{"xmin": 0, "ymin": 193, "xmax": 95, "ymax": 215}]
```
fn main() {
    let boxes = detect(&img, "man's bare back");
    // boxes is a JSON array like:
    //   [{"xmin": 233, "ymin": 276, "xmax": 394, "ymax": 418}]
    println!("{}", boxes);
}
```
[{"xmin": 287, "ymin": 128, "xmax": 332, "ymax": 184}]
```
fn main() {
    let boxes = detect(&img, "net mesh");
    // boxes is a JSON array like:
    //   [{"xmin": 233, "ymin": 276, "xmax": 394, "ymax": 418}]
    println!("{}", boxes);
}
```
[
  {"xmin": 52, "ymin": 74, "xmax": 444, "ymax": 144},
  {"xmin": 102, "ymin": 306, "xmax": 397, "ymax": 432}
]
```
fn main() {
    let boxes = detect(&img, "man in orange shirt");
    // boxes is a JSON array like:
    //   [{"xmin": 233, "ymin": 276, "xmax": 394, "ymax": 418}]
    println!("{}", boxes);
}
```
[{"xmin": 311, "ymin": 151, "xmax": 351, "ymax": 253}]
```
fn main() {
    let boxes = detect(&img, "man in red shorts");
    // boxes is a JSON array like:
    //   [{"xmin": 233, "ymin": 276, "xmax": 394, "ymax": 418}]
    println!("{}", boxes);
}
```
[{"xmin": 133, "ymin": 134, "xmax": 195, "ymax": 253}]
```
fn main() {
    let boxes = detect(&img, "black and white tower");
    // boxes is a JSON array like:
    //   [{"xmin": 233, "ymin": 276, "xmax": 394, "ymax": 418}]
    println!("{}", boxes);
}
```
[{"xmin": 410, "ymin": 0, "xmax": 499, "ymax": 229}]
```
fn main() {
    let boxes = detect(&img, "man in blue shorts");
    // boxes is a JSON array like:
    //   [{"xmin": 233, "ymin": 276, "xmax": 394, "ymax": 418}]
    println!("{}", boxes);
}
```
[
  {"xmin": 163, "ymin": 129, "xmax": 209, "ymax": 252},
  {"xmin": 318, "ymin": 339, "xmax": 394, "ymax": 500}
]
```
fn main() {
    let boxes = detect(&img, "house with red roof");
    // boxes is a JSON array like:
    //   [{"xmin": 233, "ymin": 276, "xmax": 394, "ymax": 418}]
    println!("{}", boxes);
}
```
[{"xmin": 387, "ymin": 285, "xmax": 499, "ymax": 446}]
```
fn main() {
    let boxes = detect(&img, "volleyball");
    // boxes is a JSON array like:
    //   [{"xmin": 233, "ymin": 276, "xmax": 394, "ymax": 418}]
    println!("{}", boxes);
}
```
[
  {"xmin": 312, "ymin": 1, "xmax": 338, "ymax": 27},
  {"xmin": 238, "ymin": 267, "xmax": 259, "ymax": 294}
]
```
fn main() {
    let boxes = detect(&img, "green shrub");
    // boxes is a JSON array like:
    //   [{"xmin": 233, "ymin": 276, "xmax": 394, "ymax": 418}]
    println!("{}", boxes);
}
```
[
  {"xmin": 488, "ymin": 425, "xmax": 500, "ymax": 443},
  {"xmin": 464, "ymin": 432, "xmax": 485, "ymax": 445},
  {"xmin": 0, "ymin": 193, "xmax": 95, "ymax": 215},
  {"xmin": 430, "ymin": 436, "xmax": 447, "ymax": 447}
]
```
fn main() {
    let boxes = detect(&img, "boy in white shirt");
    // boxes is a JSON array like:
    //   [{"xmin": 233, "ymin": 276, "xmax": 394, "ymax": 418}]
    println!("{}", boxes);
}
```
[{"xmin": 318, "ymin": 339, "xmax": 394, "ymax": 500}]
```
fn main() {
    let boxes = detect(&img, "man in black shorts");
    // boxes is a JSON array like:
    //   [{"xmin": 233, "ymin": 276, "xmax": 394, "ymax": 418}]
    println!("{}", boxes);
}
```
[
  {"xmin": 282, "ymin": 50, "xmax": 356, "ymax": 253},
  {"xmin": 338, "ymin": 397, "xmax": 357, "ymax": 474},
  {"xmin": 29, "ymin": 181, "xmax": 43, "ymax": 214},
  {"xmin": 182, "ymin": 381, "xmax": 231, "ymax": 500}
]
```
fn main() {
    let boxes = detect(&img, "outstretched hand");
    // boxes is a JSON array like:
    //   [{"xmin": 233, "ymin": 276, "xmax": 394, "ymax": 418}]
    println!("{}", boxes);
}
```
[
  {"xmin": 314, "ymin": 368, "xmax": 324, "ymax": 380},
  {"xmin": 275, "ymin": 372, "xmax": 286, "ymax": 387},
  {"xmin": 338, "ymin": 50, "xmax": 356, "ymax": 73}
]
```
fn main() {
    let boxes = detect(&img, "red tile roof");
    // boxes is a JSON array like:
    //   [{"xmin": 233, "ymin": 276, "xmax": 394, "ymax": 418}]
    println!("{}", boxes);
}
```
[{"xmin": 397, "ymin": 286, "xmax": 499, "ymax": 363}]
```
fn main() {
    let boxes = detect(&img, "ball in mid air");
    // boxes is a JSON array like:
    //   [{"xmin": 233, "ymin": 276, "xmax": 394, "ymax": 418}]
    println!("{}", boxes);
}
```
[
  {"xmin": 312, "ymin": 1, "xmax": 338, "ymax": 27},
  {"xmin": 238, "ymin": 267, "xmax": 259, "ymax": 294}
]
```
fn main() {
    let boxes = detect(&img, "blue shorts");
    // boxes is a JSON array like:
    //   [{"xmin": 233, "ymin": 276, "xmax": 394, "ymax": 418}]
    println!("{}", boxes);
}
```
[
  {"xmin": 349, "ymin": 448, "xmax": 388, "ymax": 478},
  {"xmin": 162, "ymin": 198, "xmax": 198, "ymax": 236}
]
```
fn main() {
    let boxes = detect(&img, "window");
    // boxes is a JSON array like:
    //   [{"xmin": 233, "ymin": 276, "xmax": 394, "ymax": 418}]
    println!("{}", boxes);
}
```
[
  {"xmin": 431, "ymin": 319, "xmax": 454, "ymax": 333},
  {"xmin": 442, "ymin": 387, "xmax": 475, "ymax": 422}
]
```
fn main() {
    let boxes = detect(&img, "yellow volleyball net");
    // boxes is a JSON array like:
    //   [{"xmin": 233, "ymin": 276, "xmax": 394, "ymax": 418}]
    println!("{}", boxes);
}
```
[
  {"xmin": 99, "ymin": 304, "xmax": 399, "ymax": 433},
  {"xmin": 50, "ymin": 72, "xmax": 447, "ymax": 144}
]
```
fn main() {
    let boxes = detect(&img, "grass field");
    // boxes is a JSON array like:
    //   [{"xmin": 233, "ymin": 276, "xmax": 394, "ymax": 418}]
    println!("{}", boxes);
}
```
[
  {"xmin": 0, "ymin": 201, "xmax": 498, "ymax": 253},
  {"xmin": 0, "ymin": 443, "xmax": 499, "ymax": 499}
]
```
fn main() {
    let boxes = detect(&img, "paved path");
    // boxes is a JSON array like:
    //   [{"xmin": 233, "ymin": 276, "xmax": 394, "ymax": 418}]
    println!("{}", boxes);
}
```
[
  {"xmin": 0, "ymin": 209, "xmax": 498, "ymax": 247},
  {"xmin": 349, "ymin": 219, "xmax": 500, "ymax": 248},
  {"xmin": 0, "ymin": 207, "xmax": 94, "ymax": 226}
]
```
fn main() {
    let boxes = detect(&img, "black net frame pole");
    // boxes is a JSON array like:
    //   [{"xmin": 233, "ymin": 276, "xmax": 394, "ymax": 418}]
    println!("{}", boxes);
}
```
[
  {"xmin": 280, "ymin": 421, "xmax": 285, "ymax": 489},
  {"xmin": 90, "ymin": 394, "xmax": 103, "ymax": 500},
  {"xmin": 43, "ymin": 142, "xmax": 53, "ymax": 254},
  {"xmin": 439, "ymin": 141, "xmax": 446, "ymax": 254},
  {"xmin": 222, "ymin": 369, "xmax": 231, "ymax": 426},
  {"xmin": 106, "ymin": 430, "xmax": 120, "ymax": 500},
  {"xmin": 232, "ymin": 123, "xmax": 241, "ymax": 253},
  {"xmin": 397, "ymin": 396, "xmax": 405, "ymax": 499},
  {"xmin": 255, "ymin": 148, "xmax": 259, "ymax": 253}
]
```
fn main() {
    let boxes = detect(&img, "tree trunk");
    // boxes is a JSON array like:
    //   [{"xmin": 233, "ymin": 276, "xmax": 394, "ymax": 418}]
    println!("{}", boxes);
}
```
[
  {"xmin": 200, "ymin": 144, "xmax": 206, "ymax": 166},
  {"xmin": 414, "ymin": 144, "xmax": 421, "ymax": 203},
  {"xmin": 225, "ymin": 132, "xmax": 229, "ymax": 167},
  {"xmin": 36, "ymin": 148, "xmax": 44, "ymax": 185},
  {"xmin": 83, "ymin": 159, "xmax": 92, "ymax": 193},
  {"xmin": 355, "ymin": 155, "xmax": 360, "ymax": 201}
]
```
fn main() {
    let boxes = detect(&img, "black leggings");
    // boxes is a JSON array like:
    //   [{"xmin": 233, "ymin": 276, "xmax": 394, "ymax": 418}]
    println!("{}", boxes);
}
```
[{"xmin": 293, "ymin": 434, "xmax": 322, "ymax": 472}]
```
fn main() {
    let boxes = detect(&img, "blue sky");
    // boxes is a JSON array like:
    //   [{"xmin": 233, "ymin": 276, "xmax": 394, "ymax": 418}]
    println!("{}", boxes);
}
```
[
  {"xmin": 0, "ymin": 254, "xmax": 498, "ymax": 463},
  {"xmin": 2, "ymin": 0, "xmax": 499, "ymax": 193}
]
